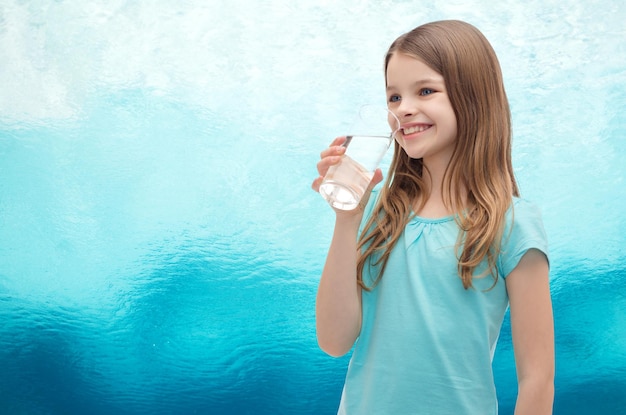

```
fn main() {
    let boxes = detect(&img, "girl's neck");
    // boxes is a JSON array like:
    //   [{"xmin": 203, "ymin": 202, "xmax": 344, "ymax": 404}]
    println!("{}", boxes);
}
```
[
  {"xmin": 415, "ymin": 159, "xmax": 466, "ymax": 219},
  {"xmin": 414, "ymin": 188, "xmax": 451, "ymax": 219}
]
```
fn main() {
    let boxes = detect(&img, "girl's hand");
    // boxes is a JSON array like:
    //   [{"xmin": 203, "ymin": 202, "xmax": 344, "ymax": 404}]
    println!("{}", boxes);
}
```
[
  {"xmin": 311, "ymin": 136, "xmax": 347, "ymax": 192},
  {"xmin": 311, "ymin": 136, "xmax": 383, "ymax": 215}
]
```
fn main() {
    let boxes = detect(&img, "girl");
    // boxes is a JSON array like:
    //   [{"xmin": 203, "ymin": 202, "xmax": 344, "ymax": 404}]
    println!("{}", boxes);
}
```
[{"xmin": 312, "ymin": 20, "xmax": 554, "ymax": 414}]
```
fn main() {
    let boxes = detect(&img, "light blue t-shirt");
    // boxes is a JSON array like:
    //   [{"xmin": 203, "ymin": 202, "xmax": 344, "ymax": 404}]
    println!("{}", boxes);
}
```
[{"xmin": 337, "ymin": 190, "xmax": 549, "ymax": 415}]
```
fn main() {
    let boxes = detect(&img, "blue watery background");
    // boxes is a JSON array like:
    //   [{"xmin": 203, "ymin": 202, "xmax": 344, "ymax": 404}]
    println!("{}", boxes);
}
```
[{"xmin": 1, "ymin": 1, "xmax": 625, "ymax": 414}]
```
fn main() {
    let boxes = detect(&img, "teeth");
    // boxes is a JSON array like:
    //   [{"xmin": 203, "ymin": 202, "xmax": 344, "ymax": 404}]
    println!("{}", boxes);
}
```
[{"xmin": 403, "ymin": 125, "xmax": 430, "ymax": 134}]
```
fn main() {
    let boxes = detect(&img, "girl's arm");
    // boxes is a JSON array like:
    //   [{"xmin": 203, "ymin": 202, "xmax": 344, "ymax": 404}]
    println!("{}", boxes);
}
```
[
  {"xmin": 311, "ymin": 137, "xmax": 381, "ymax": 357},
  {"xmin": 506, "ymin": 248, "xmax": 555, "ymax": 414},
  {"xmin": 315, "ymin": 213, "xmax": 364, "ymax": 357}
]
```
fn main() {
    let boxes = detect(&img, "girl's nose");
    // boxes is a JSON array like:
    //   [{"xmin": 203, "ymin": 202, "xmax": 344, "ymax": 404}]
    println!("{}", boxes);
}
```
[{"xmin": 397, "ymin": 99, "xmax": 418, "ymax": 119}]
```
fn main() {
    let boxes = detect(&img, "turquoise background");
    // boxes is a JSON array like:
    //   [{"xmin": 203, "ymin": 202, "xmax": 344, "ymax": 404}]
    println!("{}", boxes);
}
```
[{"xmin": 1, "ymin": 1, "xmax": 625, "ymax": 413}]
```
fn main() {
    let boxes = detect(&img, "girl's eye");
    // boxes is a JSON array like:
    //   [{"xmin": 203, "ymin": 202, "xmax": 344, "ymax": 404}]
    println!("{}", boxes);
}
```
[
  {"xmin": 388, "ymin": 94, "xmax": 401, "ymax": 103},
  {"xmin": 420, "ymin": 88, "xmax": 434, "ymax": 96}
]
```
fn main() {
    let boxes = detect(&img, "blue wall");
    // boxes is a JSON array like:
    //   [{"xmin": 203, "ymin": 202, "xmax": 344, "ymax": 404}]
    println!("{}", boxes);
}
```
[{"xmin": 1, "ymin": 1, "xmax": 625, "ymax": 414}]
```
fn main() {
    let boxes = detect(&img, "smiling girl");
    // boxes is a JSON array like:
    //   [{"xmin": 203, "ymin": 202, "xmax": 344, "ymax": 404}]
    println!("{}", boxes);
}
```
[{"xmin": 312, "ymin": 20, "xmax": 554, "ymax": 414}]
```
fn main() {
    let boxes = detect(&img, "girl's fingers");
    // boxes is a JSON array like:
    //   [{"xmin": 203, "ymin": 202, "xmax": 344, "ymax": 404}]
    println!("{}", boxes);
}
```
[
  {"xmin": 313, "ymin": 137, "xmax": 348, "ymax": 193},
  {"xmin": 330, "ymin": 136, "xmax": 347, "ymax": 147},
  {"xmin": 317, "ymin": 139, "xmax": 346, "ymax": 176},
  {"xmin": 316, "ymin": 153, "xmax": 343, "ymax": 176},
  {"xmin": 311, "ymin": 176, "xmax": 324, "ymax": 192},
  {"xmin": 319, "ymin": 140, "xmax": 346, "ymax": 159}
]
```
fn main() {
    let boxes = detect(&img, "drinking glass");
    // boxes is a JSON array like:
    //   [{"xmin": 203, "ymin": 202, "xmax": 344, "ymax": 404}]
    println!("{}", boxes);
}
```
[{"xmin": 319, "ymin": 105, "xmax": 400, "ymax": 210}]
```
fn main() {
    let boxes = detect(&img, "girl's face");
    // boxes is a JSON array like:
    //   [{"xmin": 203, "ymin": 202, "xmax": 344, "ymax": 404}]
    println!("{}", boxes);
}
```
[{"xmin": 386, "ymin": 53, "xmax": 457, "ymax": 168}]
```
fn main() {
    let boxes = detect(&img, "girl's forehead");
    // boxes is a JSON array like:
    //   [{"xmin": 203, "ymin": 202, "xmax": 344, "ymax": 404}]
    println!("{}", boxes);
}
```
[{"xmin": 386, "ymin": 53, "xmax": 443, "ymax": 83}]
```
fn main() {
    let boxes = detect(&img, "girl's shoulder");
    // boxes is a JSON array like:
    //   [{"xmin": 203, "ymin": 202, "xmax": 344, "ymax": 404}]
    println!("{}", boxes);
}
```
[{"xmin": 508, "ymin": 197, "xmax": 545, "ymax": 224}]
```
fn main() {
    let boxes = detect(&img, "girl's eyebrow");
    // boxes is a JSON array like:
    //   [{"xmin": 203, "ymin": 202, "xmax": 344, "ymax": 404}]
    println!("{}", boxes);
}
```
[{"xmin": 386, "ymin": 78, "xmax": 445, "ymax": 91}]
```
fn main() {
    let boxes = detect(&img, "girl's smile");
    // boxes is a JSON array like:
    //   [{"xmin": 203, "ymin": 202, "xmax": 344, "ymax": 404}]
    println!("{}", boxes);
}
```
[{"xmin": 400, "ymin": 122, "xmax": 433, "ymax": 138}]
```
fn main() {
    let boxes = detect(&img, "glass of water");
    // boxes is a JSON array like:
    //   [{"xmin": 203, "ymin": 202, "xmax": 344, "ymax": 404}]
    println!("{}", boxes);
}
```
[{"xmin": 319, "ymin": 105, "xmax": 400, "ymax": 210}]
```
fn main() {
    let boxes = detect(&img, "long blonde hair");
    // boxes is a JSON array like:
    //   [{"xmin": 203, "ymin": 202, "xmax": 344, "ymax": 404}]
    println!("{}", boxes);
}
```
[{"xmin": 357, "ymin": 20, "xmax": 519, "ymax": 290}]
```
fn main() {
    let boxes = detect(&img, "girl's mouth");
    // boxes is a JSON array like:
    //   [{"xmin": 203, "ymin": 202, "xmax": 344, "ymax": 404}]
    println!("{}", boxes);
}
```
[{"xmin": 402, "ymin": 124, "xmax": 431, "ymax": 135}]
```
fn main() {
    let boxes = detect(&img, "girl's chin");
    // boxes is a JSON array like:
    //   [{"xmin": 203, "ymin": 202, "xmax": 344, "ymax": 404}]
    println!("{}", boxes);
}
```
[{"xmin": 400, "ymin": 147, "xmax": 425, "ymax": 160}]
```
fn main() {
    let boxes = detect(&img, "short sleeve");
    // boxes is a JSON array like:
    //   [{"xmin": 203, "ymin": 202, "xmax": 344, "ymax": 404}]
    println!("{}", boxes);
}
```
[{"xmin": 498, "ymin": 198, "xmax": 549, "ymax": 278}]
